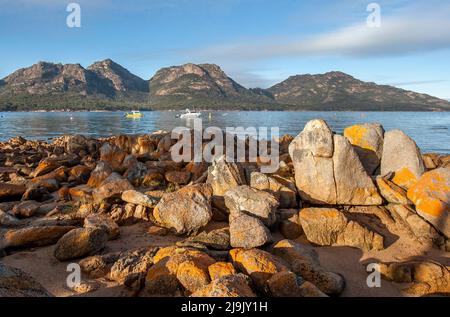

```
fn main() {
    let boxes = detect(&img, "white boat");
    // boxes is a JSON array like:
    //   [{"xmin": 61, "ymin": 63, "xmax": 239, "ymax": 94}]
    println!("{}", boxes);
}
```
[{"xmin": 178, "ymin": 109, "xmax": 201, "ymax": 119}]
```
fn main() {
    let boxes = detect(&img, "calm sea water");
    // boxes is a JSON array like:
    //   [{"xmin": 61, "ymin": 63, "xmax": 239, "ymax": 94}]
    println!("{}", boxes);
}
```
[{"xmin": 0, "ymin": 111, "xmax": 449, "ymax": 154}]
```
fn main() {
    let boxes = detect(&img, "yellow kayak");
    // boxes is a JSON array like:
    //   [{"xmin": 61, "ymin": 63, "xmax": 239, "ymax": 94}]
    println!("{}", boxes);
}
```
[{"xmin": 124, "ymin": 110, "xmax": 144, "ymax": 118}]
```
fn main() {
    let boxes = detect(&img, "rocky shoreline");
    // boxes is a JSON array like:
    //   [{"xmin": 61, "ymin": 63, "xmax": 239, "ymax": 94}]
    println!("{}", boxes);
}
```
[{"xmin": 1, "ymin": 120, "xmax": 449, "ymax": 297}]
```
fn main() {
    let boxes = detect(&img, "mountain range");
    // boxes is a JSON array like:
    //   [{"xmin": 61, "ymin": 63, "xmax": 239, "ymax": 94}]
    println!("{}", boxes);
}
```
[{"xmin": 0, "ymin": 59, "xmax": 449, "ymax": 111}]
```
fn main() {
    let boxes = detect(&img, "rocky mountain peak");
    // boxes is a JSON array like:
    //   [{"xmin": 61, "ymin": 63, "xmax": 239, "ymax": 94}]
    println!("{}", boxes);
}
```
[
  {"xmin": 267, "ymin": 71, "xmax": 450, "ymax": 110},
  {"xmin": 324, "ymin": 71, "xmax": 354, "ymax": 78},
  {"xmin": 2, "ymin": 61, "xmax": 113, "ymax": 96},
  {"xmin": 149, "ymin": 63, "xmax": 247, "ymax": 98},
  {"xmin": 88, "ymin": 59, "xmax": 148, "ymax": 92}
]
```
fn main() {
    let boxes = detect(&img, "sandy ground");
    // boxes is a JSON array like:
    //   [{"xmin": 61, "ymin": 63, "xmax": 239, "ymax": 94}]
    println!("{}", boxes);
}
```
[
  {"xmin": 314, "ymin": 235, "xmax": 450, "ymax": 297},
  {"xmin": 1, "ymin": 222, "xmax": 183, "ymax": 297},
  {"xmin": 1, "ymin": 221, "xmax": 449, "ymax": 297}
]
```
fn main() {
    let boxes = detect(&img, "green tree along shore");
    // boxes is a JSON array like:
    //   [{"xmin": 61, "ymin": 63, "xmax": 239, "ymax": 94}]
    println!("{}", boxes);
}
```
[
  {"xmin": 2, "ymin": 93, "xmax": 448, "ymax": 112},
  {"xmin": 0, "ymin": 93, "xmax": 282, "ymax": 111}
]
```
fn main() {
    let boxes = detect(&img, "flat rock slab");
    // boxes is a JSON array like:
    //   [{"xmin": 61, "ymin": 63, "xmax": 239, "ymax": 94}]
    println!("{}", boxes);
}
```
[{"xmin": 299, "ymin": 207, "xmax": 384, "ymax": 251}]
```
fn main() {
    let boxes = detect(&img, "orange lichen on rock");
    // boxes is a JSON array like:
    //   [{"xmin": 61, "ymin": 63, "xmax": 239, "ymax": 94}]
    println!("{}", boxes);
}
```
[
  {"xmin": 407, "ymin": 168, "xmax": 450, "ymax": 238},
  {"xmin": 144, "ymin": 258, "xmax": 182, "ymax": 297},
  {"xmin": 407, "ymin": 168, "xmax": 450, "ymax": 218},
  {"xmin": 69, "ymin": 185, "xmax": 93, "ymax": 201},
  {"xmin": 344, "ymin": 125, "xmax": 373, "ymax": 150},
  {"xmin": 301, "ymin": 207, "xmax": 341, "ymax": 219},
  {"xmin": 176, "ymin": 258, "xmax": 213, "ymax": 293},
  {"xmin": 229, "ymin": 248, "xmax": 288, "ymax": 289},
  {"xmin": 375, "ymin": 176, "xmax": 410, "ymax": 204},
  {"xmin": 145, "ymin": 248, "xmax": 216, "ymax": 295},
  {"xmin": 208, "ymin": 262, "xmax": 237, "ymax": 280},
  {"xmin": 153, "ymin": 246, "xmax": 192, "ymax": 264},
  {"xmin": 392, "ymin": 167, "xmax": 420, "ymax": 190}
]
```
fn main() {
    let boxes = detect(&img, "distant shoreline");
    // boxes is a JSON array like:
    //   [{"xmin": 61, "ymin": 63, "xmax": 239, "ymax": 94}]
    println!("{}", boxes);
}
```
[{"xmin": 0, "ymin": 109, "xmax": 449, "ymax": 113}]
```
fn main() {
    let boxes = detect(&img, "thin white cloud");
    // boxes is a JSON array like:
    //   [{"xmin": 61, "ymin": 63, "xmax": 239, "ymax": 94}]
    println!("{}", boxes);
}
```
[
  {"xmin": 180, "ymin": 3, "xmax": 450, "ymax": 88},
  {"xmin": 228, "ymin": 70, "xmax": 278, "ymax": 89},
  {"xmin": 388, "ymin": 79, "xmax": 449, "ymax": 86},
  {"xmin": 189, "ymin": 11, "xmax": 450, "ymax": 61}
]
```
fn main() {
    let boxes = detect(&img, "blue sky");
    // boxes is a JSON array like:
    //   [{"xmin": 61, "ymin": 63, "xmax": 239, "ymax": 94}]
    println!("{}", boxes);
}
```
[{"xmin": 1, "ymin": 0, "xmax": 450, "ymax": 99}]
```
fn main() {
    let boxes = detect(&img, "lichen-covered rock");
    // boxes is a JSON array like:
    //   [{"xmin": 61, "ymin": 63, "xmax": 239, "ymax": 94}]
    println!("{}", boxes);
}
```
[
  {"xmin": 109, "ymin": 249, "xmax": 156, "ymax": 283},
  {"xmin": 225, "ymin": 185, "xmax": 279, "ymax": 227},
  {"xmin": 123, "ymin": 157, "xmax": 149, "ymax": 187},
  {"xmin": 208, "ymin": 262, "xmax": 237, "ymax": 280},
  {"xmin": 369, "ymin": 260, "xmax": 450, "ymax": 296},
  {"xmin": 182, "ymin": 228, "xmax": 230, "ymax": 250},
  {"xmin": 381, "ymin": 129, "xmax": 425, "ymax": 189},
  {"xmin": 266, "ymin": 270, "xmax": 327, "ymax": 297},
  {"xmin": 141, "ymin": 259, "xmax": 183, "ymax": 297},
  {"xmin": 369, "ymin": 262, "xmax": 413, "ymax": 283},
  {"xmin": 229, "ymin": 213, "xmax": 272, "ymax": 249},
  {"xmin": 72, "ymin": 280, "xmax": 100, "ymax": 294},
  {"xmin": 32, "ymin": 166, "xmax": 67, "ymax": 183},
  {"xmin": 62, "ymin": 134, "xmax": 99, "ymax": 155},
  {"xmin": 110, "ymin": 203, "xmax": 150, "ymax": 225},
  {"xmin": 404, "ymin": 261, "xmax": 450, "ymax": 296},
  {"xmin": 344, "ymin": 123, "xmax": 384, "ymax": 175},
  {"xmin": 206, "ymin": 155, "xmax": 246, "ymax": 196},
  {"xmin": 68, "ymin": 165, "xmax": 92, "ymax": 184},
  {"xmin": 299, "ymin": 208, "xmax": 384, "ymax": 251},
  {"xmin": 376, "ymin": 175, "xmax": 411, "ymax": 205},
  {"xmin": 175, "ymin": 251, "xmax": 216, "ymax": 294},
  {"xmin": 0, "ymin": 209, "xmax": 19, "ymax": 226},
  {"xmin": 11, "ymin": 200, "xmax": 40, "ymax": 218},
  {"xmin": 152, "ymin": 246, "xmax": 178, "ymax": 263},
  {"xmin": 289, "ymin": 120, "xmax": 382, "ymax": 205},
  {"xmin": 69, "ymin": 184, "xmax": 94, "ymax": 202},
  {"xmin": 0, "ymin": 263, "xmax": 52, "ymax": 297},
  {"xmin": 191, "ymin": 273, "xmax": 256, "ymax": 297},
  {"xmin": 289, "ymin": 119, "xmax": 335, "ymax": 204},
  {"xmin": 185, "ymin": 161, "xmax": 208, "ymax": 182},
  {"xmin": 250, "ymin": 172, "xmax": 297, "ymax": 208},
  {"xmin": 289, "ymin": 119, "xmax": 334, "ymax": 158},
  {"xmin": 153, "ymin": 185, "xmax": 213, "ymax": 235},
  {"xmin": 332, "ymin": 135, "xmax": 383, "ymax": 205},
  {"xmin": 30, "ymin": 178, "xmax": 59, "ymax": 192},
  {"xmin": 266, "ymin": 271, "xmax": 302, "ymax": 297},
  {"xmin": 1, "ymin": 226, "xmax": 76, "ymax": 249},
  {"xmin": 121, "ymin": 190, "xmax": 158, "ymax": 208},
  {"xmin": 21, "ymin": 185, "xmax": 49, "ymax": 202},
  {"xmin": 422, "ymin": 153, "xmax": 440, "ymax": 170},
  {"xmin": 92, "ymin": 173, "xmax": 134, "ymax": 203},
  {"xmin": 54, "ymin": 228, "xmax": 109, "ymax": 261},
  {"xmin": 165, "ymin": 170, "xmax": 191, "ymax": 185},
  {"xmin": 229, "ymin": 248, "xmax": 289, "ymax": 290},
  {"xmin": 84, "ymin": 213, "xmax": 120, "ymax": 239},
  {"xmin": 30, "ymin": 157, "xmax": 62, "ymax": 178},
  {"xmin": 0, "ymin": 182, "xmax": 26, "ymax": 200},
  {"xmin": 279, "ymin": 213, "xmax": 303, "ymax": 239},
  {"xmin": 87, "ymin": 161, "xmax": 113, "ymax": 188},
  {"xmin": 407, "ymin": 167, "xmax": 450, "ymax": 238},
  {"xmin": 143, "ymin": 248, "xmax": 215, "ymax": 296},
  {"xmin": 140, "ymin": 169, "xmax": 165, "ymax": 187},
  {"xmin": 79, "ymin": 252, "xmax": 124, "ymax": 278},
  {"xmin": 386, "ymin": 204, "xmax": 445, "ymax": 248},
  {"xmin": 99, "ymin": 142, "xmax": 127, "ymax": 172},
  {"xmin": 271, "ymin": 239, "xmax": 345, "ymax": 295}
]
